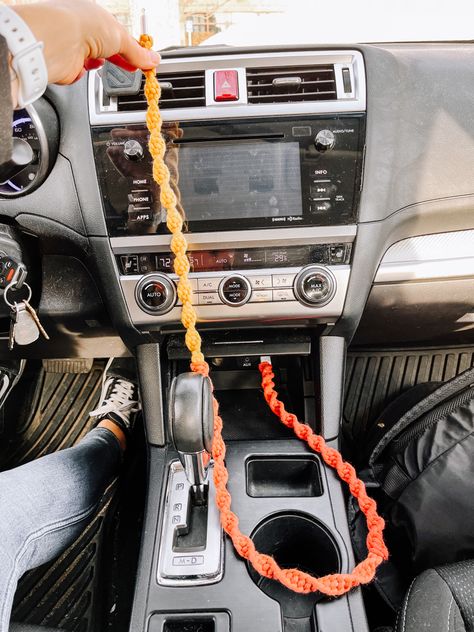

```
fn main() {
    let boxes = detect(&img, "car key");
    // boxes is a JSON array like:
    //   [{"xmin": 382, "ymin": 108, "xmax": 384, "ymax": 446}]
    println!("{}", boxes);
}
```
[{"xmin": 10, "ymin": 301, "xmax": 41, "ymax": 348}]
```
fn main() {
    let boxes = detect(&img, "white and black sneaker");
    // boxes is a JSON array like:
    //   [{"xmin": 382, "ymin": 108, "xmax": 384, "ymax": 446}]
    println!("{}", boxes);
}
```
[
  {"xmin": 0, "ymin": 359, "xmax": 25, "ymax": 410},
  {"xmin": 89, "ymin": 358, "xmax": 140, "ymax": 437}
]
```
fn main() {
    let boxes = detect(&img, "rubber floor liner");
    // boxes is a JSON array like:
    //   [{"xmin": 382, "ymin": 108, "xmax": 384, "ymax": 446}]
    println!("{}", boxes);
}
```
[
  {"xmin": 344, "ymin": 345, "xmax": 474, "ymax": 441},
  {"xmin": 0, "ymin": 362, "xmax": 119, "ymax": 632}
]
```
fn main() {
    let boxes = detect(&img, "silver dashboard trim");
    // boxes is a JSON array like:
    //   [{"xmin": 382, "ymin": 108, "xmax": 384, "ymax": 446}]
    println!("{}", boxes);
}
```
[
  {"xmin": 376, "ymin": 230, "xmax": 474, "ymax": 283},
  {"xmin": 110, "ymin": 225, "xmax": 357, "ymax": 254},
  {"xmin": 89, "ymin": 50, "xmax": 366, "ymax": 125},
  {"xmin": 120, "ymin": 265, "xmax": 350, "ymax": 327}
]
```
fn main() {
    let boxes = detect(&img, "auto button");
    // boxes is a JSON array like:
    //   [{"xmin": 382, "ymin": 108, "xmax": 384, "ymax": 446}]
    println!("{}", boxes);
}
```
[{"xmin": 136, "ymin": 274, "xmax": 176, "ymax": 315}]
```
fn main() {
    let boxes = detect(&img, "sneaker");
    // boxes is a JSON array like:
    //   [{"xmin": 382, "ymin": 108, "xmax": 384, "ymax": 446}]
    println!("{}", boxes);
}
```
[
  {"xmin": 89, "ymin": 358, "xmax": 140, "ymax": 437},
  {"xmin": 0, "ymin": 359, "xmax": 25, "ymax": 409}
]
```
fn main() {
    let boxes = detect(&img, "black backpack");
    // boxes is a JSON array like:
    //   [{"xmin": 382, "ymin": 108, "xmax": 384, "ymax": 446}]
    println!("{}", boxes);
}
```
[{"xmin": 349, "ymin": 365, "xmax": 474, "ymax": 610}]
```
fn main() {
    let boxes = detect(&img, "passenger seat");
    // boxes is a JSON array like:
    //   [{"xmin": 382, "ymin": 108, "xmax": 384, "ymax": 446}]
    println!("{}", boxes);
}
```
[
  {"xmin": 10, "ymin": 624, "xmax": 61, "ymax": 632},
  {"xmin": 397, "ymin": 560, "xmax": 474, "ymax": 632}
]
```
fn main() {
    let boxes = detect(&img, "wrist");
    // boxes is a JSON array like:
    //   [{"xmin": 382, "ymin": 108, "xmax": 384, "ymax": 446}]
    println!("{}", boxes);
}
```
[
  {"xmin": 8, "ymin": 54, "xmax": 20, "ymax": 110},
  {"xmin": 0, "ymin": 5, "xmax": 48, "ymax": 107}
]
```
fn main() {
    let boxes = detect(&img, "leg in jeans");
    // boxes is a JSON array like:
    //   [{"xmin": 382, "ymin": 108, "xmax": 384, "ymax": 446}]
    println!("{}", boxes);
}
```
[{"xmin": 0, "ymin": 427, "xmax": 122, "ymax": 632}]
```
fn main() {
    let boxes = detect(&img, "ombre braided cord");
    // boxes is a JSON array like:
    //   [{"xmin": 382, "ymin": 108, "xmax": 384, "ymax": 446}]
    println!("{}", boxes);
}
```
[{"xmin": 139, "ymin": 34, "xmax": 388, "ymax": 596}]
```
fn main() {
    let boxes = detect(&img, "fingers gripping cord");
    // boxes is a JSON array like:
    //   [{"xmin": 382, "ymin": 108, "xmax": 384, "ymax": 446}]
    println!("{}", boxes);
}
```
[{"xmin": 139, "ymin": 34, "xmax": 388, "ymax": 596}]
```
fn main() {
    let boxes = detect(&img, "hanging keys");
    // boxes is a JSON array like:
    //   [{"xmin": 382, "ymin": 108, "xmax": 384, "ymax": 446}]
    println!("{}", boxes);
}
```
[
  {"xmin": 10, "ymin": 301, "xmax": 40, "ymax": 349},
  {"xmin": 4, "ymin": 281, "xmax": 49, "ymax": 350}
]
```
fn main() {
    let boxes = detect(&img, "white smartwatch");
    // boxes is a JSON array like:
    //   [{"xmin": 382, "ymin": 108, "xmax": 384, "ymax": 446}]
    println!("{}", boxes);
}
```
[{"xmin": 0, "ymin": 5, "xmax": 48, "ymax": 108}]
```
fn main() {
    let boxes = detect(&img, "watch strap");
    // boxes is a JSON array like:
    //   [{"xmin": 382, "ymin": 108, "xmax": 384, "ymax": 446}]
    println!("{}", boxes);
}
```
[{"xmin": 0, "ymin": 6, "xmax": 47, "ymax": 107}]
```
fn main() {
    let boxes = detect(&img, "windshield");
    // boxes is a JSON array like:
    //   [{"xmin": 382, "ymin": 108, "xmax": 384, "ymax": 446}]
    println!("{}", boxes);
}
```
[{"xmin": 96, "ymin": 0, "xmax": 474, "ymax": 49}]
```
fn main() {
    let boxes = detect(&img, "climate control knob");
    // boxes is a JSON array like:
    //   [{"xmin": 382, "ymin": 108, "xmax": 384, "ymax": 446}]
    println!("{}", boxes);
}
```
[
  {"xmin": 294, "ymin": 266, "xmax": 336, "ymax": 307},
  {"xmin": 123, "ymin": 139, "xmax": 144, "ymax": 161},
  {"xmin": 136, "ymin": 274, "xmax": 176, "ymax": 315},
  {"xmin": 219, "ymin": 275, "xmax": 251, "ymax": 306},
  {"xmin": 314, "ymin": 129, "xmax": 335, "ymax": 152}
]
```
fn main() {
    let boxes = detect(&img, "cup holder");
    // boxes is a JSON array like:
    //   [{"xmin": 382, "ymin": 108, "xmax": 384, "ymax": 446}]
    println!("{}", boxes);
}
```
[{"xmin": 247, "ymin": 512, "xmax": 341, "ymax": 618}]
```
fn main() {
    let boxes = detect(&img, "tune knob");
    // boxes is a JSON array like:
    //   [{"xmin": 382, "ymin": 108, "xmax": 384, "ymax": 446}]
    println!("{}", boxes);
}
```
[
  {"xmin": 294, "ymin": 266, "xmax": 336, "ymax": 307},
  {"xmin": 136, "ymin": 274, "xmax": 176, "ymax": 315},
  {"xmin": 314, "ymin": 129, "xmax": 335, "ymax": 152},
  {"xmin": 123, "ymin": 139, "xmax": 144, "ymax": 161}
]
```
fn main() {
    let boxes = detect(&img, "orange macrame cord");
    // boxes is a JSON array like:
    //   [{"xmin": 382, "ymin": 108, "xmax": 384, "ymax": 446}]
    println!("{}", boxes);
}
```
[{"xmin": 139, "ymin": 33, "xmax": 388, "ymax": 596}]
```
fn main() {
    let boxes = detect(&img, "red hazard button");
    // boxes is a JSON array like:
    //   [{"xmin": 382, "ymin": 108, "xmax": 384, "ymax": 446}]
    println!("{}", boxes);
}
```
[{"xmin": 214, "ymin": 70, "xmax": 239, "ymax": 102}]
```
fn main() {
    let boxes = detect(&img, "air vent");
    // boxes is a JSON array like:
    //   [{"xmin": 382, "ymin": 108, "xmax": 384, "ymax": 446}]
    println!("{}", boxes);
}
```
[
  {"xmin": 116, "ymin": 70, "xmax": 206, "ymax": 111},
  {"xmin": 247, "ymin": 65, "xmax": 336, "ymax": 104}
]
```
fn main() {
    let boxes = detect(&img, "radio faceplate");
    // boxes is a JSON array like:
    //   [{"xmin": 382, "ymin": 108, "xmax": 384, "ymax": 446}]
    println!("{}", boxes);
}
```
[{"xmin": 92, "ymin": 115, "xmax": 364, "ymax": 238}]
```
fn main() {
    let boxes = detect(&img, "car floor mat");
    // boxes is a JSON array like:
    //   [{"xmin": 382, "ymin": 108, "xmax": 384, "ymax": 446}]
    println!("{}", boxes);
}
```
[
  {"xmin": 344, "ymin": 345, "xmax": 474, "ymax": 443},
  {"xmin": 1, "ymin": 361, "xmax": 143, "ymax": 632}
]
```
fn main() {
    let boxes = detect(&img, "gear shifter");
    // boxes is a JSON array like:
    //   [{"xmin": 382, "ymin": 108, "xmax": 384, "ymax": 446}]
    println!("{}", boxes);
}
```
[
  {"xmin": 158, "ymin": 372, "xmax": 222, "ymax": 586},
  {"xmin": 169, "ymin": 372, "xmax": 214, "ymax": 503}
]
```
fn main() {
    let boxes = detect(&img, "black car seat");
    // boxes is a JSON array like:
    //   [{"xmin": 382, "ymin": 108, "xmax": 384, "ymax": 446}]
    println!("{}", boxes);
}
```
[
  {"xmin": 10, "ymin": 625, "xmax": 61, "ymax": 632},
  {"xmin": 396, "ymin": 560, "xmax": 474, "ymax": 632}
]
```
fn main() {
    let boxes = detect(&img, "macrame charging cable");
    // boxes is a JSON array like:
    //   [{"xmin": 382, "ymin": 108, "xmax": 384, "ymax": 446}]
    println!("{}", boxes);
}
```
[{"xmin": 139, "ymin": 34, "xmax": 388, "ymax": 596}]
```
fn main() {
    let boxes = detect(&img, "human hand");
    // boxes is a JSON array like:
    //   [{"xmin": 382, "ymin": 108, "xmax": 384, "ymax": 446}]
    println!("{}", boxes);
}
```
[{"xmin": 12, "ymin": 0, "xmax": 160, "ymax": 86}]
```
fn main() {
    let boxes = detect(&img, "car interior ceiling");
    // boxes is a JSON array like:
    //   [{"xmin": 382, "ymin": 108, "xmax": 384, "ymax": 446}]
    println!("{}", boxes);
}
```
[{"xmin": 0, "ymin": 38, "xmax": 473, "ymax": 632}]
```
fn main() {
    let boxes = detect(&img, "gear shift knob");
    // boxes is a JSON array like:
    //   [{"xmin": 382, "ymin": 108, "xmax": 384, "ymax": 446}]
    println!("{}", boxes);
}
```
[{"xmin": 169, "ymin": 372, "xmax": 214, "ymax": 503}]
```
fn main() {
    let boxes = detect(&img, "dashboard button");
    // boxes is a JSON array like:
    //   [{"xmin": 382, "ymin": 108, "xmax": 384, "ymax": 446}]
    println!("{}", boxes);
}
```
[
  {"xmin": 214, "ymin": 69, "xmax": 239, "ymax": 101},
  {"xmin": 128, "ymin": 206, "xmax": 154, "ymax": 223},
  {"xmin": 250, "ymin": 289, "xmax": 272, "ymax": 303},
  {"xmin": 294, "ymin": 266, "xmax": 336, "ymax": 307},
  {"xmin": 249, "ymin": 275, "xmax": 272, "ymax": 289},
  {"xmin": 310, "ymin": 200, "xmax": 332, "ymax": 213},
  {"xmin": 128, "ymin": 191, "xmax": 153, "ymax": 205},
  {"xmin": 198, "ymin": 293, "xmax": 221, "ymax": 305},
  {"xmin": 219, "ymin": 275, "xmax": 251, "ymax": 306},
  {"xmin": 272, "ymin": 273, "xmax": 296, "ymax": 288},
  {"xmin": 120, "ymin": 255, "xmax": 139, "ymax": 274},
  {"xmin": 303, "ymin": 274, "xmax": 330, "ymax": 301},
  {"xmin": 136, "ymin": 274, "xmax": 176, "ymax": 315},
  {"xmin": 198, "ymin": 277, "xmax": 220, "ymax": 292},
  {"xmin": 138, "ymin": 254, "xmax": 153, "ymax": 274},
  {"xmin": 273, "ymin": 288, "xmax": 295, "ymax": 302},
  {"xmin": 329, "ymin": 244, "xmax": 347, "ymax": 264}
]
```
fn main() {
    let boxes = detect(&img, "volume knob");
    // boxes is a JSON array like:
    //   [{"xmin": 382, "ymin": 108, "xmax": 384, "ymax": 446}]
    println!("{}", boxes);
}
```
[
  {"xmin": 123, "ymin": 139, "xmax": 144, "ymax": 161},
  {"xmin": 314, "ymin": 129, "xmax": 335, "ymax": 153}
]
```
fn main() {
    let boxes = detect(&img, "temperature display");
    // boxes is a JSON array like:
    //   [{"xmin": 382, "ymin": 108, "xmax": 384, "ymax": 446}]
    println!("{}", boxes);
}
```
[{"xmin": 119, "ymin": 244, "xmax": 351, "ymax": 275}]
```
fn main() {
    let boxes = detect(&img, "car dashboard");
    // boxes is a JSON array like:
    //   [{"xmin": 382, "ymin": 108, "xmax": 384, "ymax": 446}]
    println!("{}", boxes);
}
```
[{"xmin": 0, "ymin": 42, "xmax": 472, "ymax": 353}]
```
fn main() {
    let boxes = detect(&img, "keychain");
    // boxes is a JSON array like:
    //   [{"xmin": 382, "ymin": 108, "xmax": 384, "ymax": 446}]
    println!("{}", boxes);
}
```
[{"xmin": 3, "ymin": 279, "xmax": 49, "ymax": 350}]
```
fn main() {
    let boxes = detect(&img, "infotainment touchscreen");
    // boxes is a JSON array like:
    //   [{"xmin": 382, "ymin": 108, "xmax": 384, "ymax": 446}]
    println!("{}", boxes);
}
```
[
  {"xmin": 92, "ymin": 115, "xmax": 364, "ymax": 237},
  {"xmin": 177, "ymin": 141, "xmax": 302, "ymax": 221}
]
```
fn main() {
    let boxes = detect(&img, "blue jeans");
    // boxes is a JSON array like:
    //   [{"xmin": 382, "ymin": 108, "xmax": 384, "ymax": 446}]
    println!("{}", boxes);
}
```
[{"xmin": 0, "ymin": 428, "xmax": 122, "ymax": 632}]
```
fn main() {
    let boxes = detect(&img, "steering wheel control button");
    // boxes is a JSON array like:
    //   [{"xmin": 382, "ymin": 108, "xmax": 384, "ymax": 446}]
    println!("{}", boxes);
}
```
[
  {"xmin": 136, "ymin": 274, "xmax": 176, "ymax": 315},
  {"xmin": 123, "ymin": 139, "xmax": 144, "ymax": 161},
  {"xmin": 214, "ymin": 69, "xmax": 239, "ymax": 102},
  {"xmin": 294, "ymin": 266, "xmax": 336, "ymax": 307},
  {"xmin": 219, "ymin": 275, "xmax": 251, "ymax": 306},
  {"xmin": 314, "ymin": 129, "xmax": 336, "ymax": 152}
]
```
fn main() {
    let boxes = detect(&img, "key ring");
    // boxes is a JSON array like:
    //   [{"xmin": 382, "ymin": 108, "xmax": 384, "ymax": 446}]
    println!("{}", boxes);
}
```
[{"xmin": 3, "ymin": 280, "xmax": 32, "ymax": 309}]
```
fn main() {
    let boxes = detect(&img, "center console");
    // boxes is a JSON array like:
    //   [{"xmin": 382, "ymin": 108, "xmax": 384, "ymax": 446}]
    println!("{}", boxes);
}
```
[
  {"xmin": 89, "ymin": 48, "xmax": 368, "ymax": 632},
  {"xmin": 91, "ymin": 59, "xmax": 365, "ymax": 328}
]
